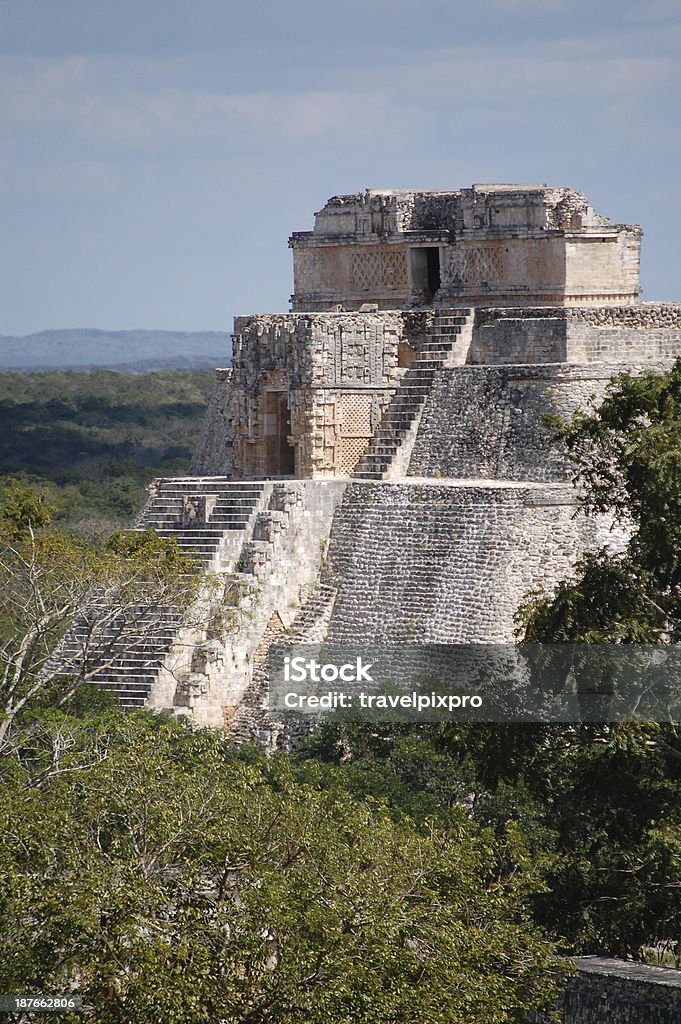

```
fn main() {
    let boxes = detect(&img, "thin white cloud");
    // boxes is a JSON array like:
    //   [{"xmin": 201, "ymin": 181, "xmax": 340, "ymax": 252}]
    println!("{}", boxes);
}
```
[
  {"xmin": 0, "ymin": 56, "xmax": 428, "ymax": 151},
  {"xmin": 0, "ymin": 56, "xmax": 90, "ymax": 121},
  {"xmin": 76, "ymin": 88, "xmax": 420, "ymax": 148},
  {"xmin": 352, "ymin": 45, "xmax": 679, "ymax": 104}
]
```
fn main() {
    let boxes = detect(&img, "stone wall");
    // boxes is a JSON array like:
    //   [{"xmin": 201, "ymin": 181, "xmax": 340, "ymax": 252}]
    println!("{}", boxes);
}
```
[
  {"xmin": 290, "ymin": 241, "xmax": 413, "ymax": 312},
  {"xmin": 192, "ymin": 311, "xmax": 408, "ymax": 479},
  {"xmin": 147, "ymin": 479, "xmax": 347, "ymax": 729},
  {"xmin": 468, "ymin": 304, "xmax": 681, "ymax": 364},
  {"xmin": 408, "ymin": 362, "xmax": 673, "ymax": 482},
  {"xmin": 468, "ymin": 312, "xmax": 568, "ymax": 364},
  {"xmin": 321, "ymin": 482, "xmax": 623, "ymax": 644},
  {"xmin": 542, "ymin": 958, "xmax": 681, "ymax": 1023},
  {"xmin": 191, "ymin": 305, "xmax": 681, "ymax": 480},
  {"xmin": 441, "ymin": 235, "xmax": 569, "ymax": 308},
  {"xmin": 191, "ymin": 368, "xmax": 234, "ymax": 476}
]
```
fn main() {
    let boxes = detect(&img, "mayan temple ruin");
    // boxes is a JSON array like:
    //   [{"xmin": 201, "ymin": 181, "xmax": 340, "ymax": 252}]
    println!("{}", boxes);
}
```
[{"xmin": 85, "ymin": 183, "xmax": 681, "ymax": 739}]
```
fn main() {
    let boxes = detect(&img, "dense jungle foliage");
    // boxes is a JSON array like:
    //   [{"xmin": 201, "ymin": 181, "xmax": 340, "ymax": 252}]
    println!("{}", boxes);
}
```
[{"xmin": 0, "ymin": 369, "xmax": 213, "ymax": 537}]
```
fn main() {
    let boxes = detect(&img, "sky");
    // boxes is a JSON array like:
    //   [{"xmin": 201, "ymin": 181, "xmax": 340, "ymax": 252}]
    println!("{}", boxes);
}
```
[{"xmin": 1, "ymin": 0, "xmax": 680, "ymax": 336}]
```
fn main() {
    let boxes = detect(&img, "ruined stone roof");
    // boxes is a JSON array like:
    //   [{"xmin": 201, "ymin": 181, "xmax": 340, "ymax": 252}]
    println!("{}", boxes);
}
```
[{"xmin": 299, "ymin": 184, "xmax": 628, "ymax": 239}]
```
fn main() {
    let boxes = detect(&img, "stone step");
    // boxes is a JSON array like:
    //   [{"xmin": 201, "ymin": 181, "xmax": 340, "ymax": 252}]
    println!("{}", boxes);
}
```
[
  {"xmin": 151, "ymin": 477, "xmax": 263, "ymax": 487},
  {"xmin": 412, "ymin": 360, "xmax": 445, "ymax": 370},
  {"xmin": 141, "ymin": 522, "xmax": 252, "ymax": 535},
  {"xmin": 95, "ymin": 681, "xmax": 151, "ymax": 692},
  {"xmin": 99, "ymin": 698, "xmax": 150, "ymax": 708},
  {"xmin": 389, "ymin": 388, "xmax": 428, "ymax": 399},
  {"xmin": 79, "ymin": 478, "xmax": 269, "ymax": 710},
  {"xmin": 90, "ymin": 670, "xmax": 165, "ymax": 680},
  {"xmin": 93, "ymin": 678, "xmax": 157, "ymax": 688},
  {"xmin": 143, "ymin": 489, "xmax": 262, "ymax": 498},
  {"xmin": 380, "ymin": 421, "xmax": 421, "ymax": 434},
  {"xmin": 372, "ymin": 432, "xmax": 409, "ymax": 444},
  {"xmin": 150, "ymin": 483, "xmax": 263, "ymax": 492},
  {"xmin": 362, "ymin": 446, "xmax": 398, "ymax": 457},
  {"xmin": 151, "ymin": 498, "xmax": 261, "ymax": 508},
  {"xmin": 381, "ymin": 405, "xmax": 425, "ymax": 421},
  {"xmin": 375, "ymin": 417, "xmax": 414, "ymax": 431},
  {"xmin": 437, "ymin": 307, "xmax": 472, "ymax": 317},
  {"xmin": 382, "ymin": 402, "xmax": 424, "ymax": 415},
  {"xmin": 61, "ymin": 629, "xmax": 180, "ymax": 645},
  {"xmin": 147, "ymin": 509, "xmax": 254, "ymax": 520},
  {"xmin": 175, "ymin": 490, "xmax": 262, "ymax": 498},
  {"xmin": 148, "ymin": 522, "xmax": 244, "ymax": 533},
  {"xmin": 355, "ymin": 309, "xmax": 461, "ymax": 474}
]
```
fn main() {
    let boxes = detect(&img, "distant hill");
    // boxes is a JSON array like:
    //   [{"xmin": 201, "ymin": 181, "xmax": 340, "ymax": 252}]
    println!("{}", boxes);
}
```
[{"xmin": 0, "ymin": 329, "xmax": 231, "ymax": 372}]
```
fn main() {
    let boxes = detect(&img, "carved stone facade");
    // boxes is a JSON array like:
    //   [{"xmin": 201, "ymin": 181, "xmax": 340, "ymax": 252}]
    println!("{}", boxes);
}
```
[
  {"xmin": 289, "ymin": 185, "xmax": 641, "ymax": 311},
  {"xmin": 202, "ymin": 311, "xmax": 410, "ymax": 478}
]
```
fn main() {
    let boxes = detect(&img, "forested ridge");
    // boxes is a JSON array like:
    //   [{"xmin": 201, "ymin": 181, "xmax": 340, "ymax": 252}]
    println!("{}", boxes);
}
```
[{"xmin": 0, "ymin": 369, "xmax": 213, "ymax": 535}]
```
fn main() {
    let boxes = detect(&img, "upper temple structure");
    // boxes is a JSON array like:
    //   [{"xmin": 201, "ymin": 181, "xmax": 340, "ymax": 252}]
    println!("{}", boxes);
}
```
[
  {"xmin": 73, "ymin": 184, "xmax": 681, "ymax": 738},
  {"xmin": 289, "ymin": 185, "xmax": 642, "ymax": 310},
  {"xmin": 189, "ymin": 185, "xmax": 670, "ymax": 483}
]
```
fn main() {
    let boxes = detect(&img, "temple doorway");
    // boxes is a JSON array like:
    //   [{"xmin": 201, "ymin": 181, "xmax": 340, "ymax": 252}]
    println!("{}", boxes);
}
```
[
  {"xmin": 409, "ymin": 246, "xmax": 441, "ymax": 301},
  {"xmin": 264, "ymin": 390, "xmax": 295, "ymax": 476}
]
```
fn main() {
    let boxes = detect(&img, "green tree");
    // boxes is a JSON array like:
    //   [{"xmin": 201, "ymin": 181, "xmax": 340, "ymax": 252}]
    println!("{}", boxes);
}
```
[
  {"xmin": 0, "ymin": 483, "xmax": 202, "ymax": 750},
  {"xmin": 510, "ymin": 360, "xmax": 681, "ymax": 956},
  {"xmin": 0, "ymin": 714, "xmax": 567, "ymax": 1024},
  {"xmin": 0, "ymin": 478, "xmax": 56, "ymax": 542},
  {"xmin": 0, "ymin": 368, "xmax": 214, "ymax": 536},
  {"xmin": 523, "ymin": 358, "xmax": 681, "ymax": 642}
]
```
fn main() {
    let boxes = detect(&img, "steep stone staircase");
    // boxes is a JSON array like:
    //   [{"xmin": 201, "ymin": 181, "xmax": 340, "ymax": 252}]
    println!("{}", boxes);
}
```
[
  {"xmin": 353, "ymin": 308, "xmax": 473, "ymax": 480},
  {"xmin": 135, "ymin": 477, "xmax": 265, "ymax": 569},
  {"xmin": 58, "ymin": 604, "xmax": 185, "ymax": 709},
  {"xmin": 53, "ymin": 478, "xmax": 267, "ymax": 711}
]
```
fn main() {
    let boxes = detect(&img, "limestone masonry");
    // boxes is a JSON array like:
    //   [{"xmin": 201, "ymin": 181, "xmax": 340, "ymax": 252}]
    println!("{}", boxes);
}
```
[
  {"xmin": 535, "ymin": 958, "xmax": 681, "ymax": 1023},
  {"xmin": 76, "ymin": 185, "xmax": 680, "ymax": 741},
  {"xmin": 289, "ymin": 186, "xmax": 641, "ymax": 310}
]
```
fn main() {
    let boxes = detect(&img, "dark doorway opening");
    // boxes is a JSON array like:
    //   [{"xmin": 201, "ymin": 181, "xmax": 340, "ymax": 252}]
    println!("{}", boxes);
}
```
[
  {"xmin": 277, "ymin": 394, "xmax": 295, "ymax": 475},
  {"xmin": 409, "ymin": 247, "xmax": 441, "ymax": 301},
  {"xmin": 264, "ymin": 391, "xmax": 295, "ymax": 476}
]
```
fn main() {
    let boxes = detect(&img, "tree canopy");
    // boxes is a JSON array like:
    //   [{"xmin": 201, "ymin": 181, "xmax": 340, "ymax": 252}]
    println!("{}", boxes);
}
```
[
  {"xmin": 0, "ymin": 369, "xmax": 213, "ymax": 537},
  {"xmin": 522, "ymin": 359, "xmax": 681, "ymax": 643},
  {"xmin": 0, "ymin": 480, "xmax": 201, "ymax": 752},
  {"xmin": 0, "ymin": 482, "xmax": 568, "ymax": 1022},
  {"xmin": 0, "ymin": 714, "xmax": 566, "ymax": 1024}
]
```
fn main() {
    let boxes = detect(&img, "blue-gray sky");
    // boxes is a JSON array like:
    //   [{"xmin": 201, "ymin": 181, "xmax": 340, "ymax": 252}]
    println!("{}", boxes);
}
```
[{"xmin": 1, "ymin": 0, "xmax": 680, "ymax": 335}]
